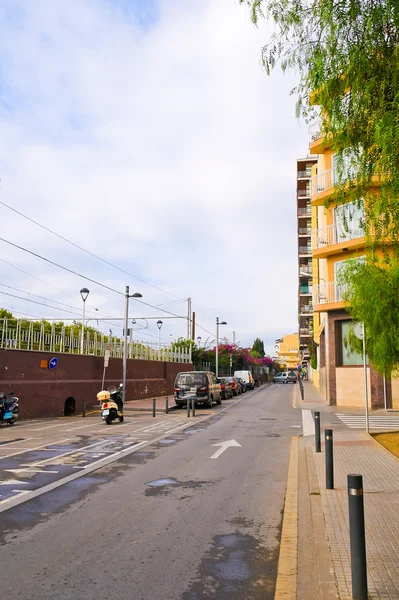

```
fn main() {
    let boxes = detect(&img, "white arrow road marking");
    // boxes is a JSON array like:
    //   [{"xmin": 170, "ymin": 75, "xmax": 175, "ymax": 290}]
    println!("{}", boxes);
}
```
[
  {"xmin": 5, "ymin": 468, "xmax": 59, "ymax": 474},
  {"xmin": 210, "ymin": 439, "xmax": 241, "ymax": 459},
  {"xmin": 0, "ymin": 490, "xmax": 30, "ymax": 505},
  {"xmin": 0, "ymin": 479, "xmax": 29, "ymax": 485}
]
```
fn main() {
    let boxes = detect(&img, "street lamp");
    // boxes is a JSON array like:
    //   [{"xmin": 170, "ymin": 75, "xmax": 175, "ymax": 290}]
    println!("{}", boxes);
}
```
[
  {"xmin": 79, "ymin": 287, "xmax": 90, "ymax": 354},
  {"xmin": 122, "ymin": 287, "xmax": 142, "ymax": 405},
  {"xmin": 157, "ymin": 320, "xmax": 163, "ymax": 350},
  {"xmin": 197, "ymin": 336, "xmax": 202, "ymax": 347},
  {"xmin": 216, "ymin": 317, "xmax": 227, "ymax": 378}
]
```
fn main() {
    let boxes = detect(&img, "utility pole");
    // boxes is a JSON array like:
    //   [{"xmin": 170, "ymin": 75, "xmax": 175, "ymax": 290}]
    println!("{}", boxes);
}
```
[
  {"xmin": 192, "ymin": 311, "xmax": 195, "ymax": 341},
  {"xmin": 233, "ymin": 331, "xmax": 236, "ymax": 346},
  {"xmin": 187, "ymin": 297, "xmax": 192, "ymax": 339}
]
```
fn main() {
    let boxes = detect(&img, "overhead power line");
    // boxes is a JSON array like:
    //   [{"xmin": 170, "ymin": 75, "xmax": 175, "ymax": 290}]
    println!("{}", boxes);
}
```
[{"xmin": 0, "ymin": 199, "xmax": 185, "ymax": 301}]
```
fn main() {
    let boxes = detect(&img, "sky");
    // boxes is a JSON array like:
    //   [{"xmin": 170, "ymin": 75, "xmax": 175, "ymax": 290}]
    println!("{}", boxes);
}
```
[{"xmin": 0, "ymin": 0, "xmax": 310, "ymax": 355}]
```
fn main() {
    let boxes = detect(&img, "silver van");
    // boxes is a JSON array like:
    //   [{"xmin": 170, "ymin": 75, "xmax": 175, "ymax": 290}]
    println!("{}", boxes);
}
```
[{"xmin": 174, "ymin": 371, "xmax": 221, "ymax": 408}]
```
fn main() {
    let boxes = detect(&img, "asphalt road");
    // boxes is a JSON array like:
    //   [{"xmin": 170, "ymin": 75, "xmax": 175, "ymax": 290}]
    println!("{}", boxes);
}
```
[{"xmin": 0, "ymin": 383, "xmax": 301, "ymax": 600}]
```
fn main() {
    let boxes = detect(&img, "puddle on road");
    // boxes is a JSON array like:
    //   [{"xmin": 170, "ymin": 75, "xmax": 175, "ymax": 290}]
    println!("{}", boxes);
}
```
[
  {"xmin": 147, "ymin": 478, "xmax": 178, "ymax": 488},
  {"xmin": 145, "ymin": 478, "xmax": 211, "ymax": 498},
  {"xmin": 182, "ymin": 532, "xmax": 278, "ymax": 599}
]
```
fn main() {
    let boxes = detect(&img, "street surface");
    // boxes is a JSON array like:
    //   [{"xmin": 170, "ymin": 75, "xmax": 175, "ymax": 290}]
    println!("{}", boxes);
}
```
[{"xmin": 0, "ymin": 383, "xmax": 301, "ymax": 600}]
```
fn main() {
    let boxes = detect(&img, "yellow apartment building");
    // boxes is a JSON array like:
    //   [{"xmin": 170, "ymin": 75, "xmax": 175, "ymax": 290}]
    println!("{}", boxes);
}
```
[
  {"xmin": 308, "ymin": 122, "xmax": 392, "ymax": 408},
  {"xmin": 275, "ymin": 334, "xmax": 301, "ymax": 371}
]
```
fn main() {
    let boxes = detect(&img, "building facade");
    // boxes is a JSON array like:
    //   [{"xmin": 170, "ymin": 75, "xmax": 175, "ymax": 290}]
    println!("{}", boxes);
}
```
[
  {"xmin": 308, "ymin": 122, "xmax": 391, "ymax": 408},
  {"xmin": 297, "ymin": 156, "xmax": 318, "ymax": 363},
  {"xmin": 275, "ymin": 334, "xmax": 301, "ymax": 371}
]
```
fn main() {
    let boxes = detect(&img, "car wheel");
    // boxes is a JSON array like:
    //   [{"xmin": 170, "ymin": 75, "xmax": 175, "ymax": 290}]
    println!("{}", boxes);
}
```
[
  {"xmin": 208, "ymin": 395, "xmax": 213, "ymax": 409},
  {"xmin": 216, "ymin": 396, "xmax": 221, "ymax": 405}
]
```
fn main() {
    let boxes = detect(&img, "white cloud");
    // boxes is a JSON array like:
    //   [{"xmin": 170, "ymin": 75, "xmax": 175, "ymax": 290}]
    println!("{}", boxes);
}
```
[{"xmin": 0, "ymin": 0, "xmax": 309, "ymax": 354}]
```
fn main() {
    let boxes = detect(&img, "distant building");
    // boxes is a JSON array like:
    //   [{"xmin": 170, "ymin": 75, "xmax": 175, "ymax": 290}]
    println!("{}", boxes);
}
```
[
  {"xmin": 275, "ymin": 334, "xmax": 301, "ymax": 371},
  {"xmin": 296, "ymin": 156, "xmax": 318, "ymax": 364}
]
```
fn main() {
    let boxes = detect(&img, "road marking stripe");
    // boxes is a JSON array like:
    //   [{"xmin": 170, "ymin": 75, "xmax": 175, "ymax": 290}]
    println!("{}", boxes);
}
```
[
  {"xmin": 0, "ymin": 438, "xmax": 73, "ymax": 460},
  {"xmin": 301, "ymin": 409, "xmax": 314, "ymax": 436},
  {"xmin": 31, "ymin": 423, "xmax": 69, "ymax": 431},
  {"xmin": 274, "ymin": 436, "xmax": 298, "ymax": 600}
]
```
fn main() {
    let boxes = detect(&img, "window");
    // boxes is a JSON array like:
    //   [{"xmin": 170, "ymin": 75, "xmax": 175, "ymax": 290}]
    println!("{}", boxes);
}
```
[
  {"xmin": 334, "ymin": 256, "xmax": 365, "ymax": 301},
  {"xmin": 338, "ymin": 320, "xmax": 364, "ymax": 366},
  {"xmin": 334, "ymin": 201, "xmax": 365, "ymax": 243}
]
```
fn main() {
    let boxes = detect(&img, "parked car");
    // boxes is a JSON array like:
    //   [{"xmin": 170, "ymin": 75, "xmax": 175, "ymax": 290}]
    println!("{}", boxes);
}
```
[
  {"xmin": 233, "ymin": 370, "xmax": 255, "ymax": 390},
  {"xmin": 225, "ymin": 376, "xmax": 240, "ymax": 396},
  {"xmin": 235, "ymin": 377, "xmax": 246, "ymax": 394},
  {"xmin": 174, "ymin": 371, "xmax": 221, "ymax": 408},
  {"xmin": 273, "ymin": 371, "xmax": 297, "ymax": 384},
  {"xmin": 217, "ymin": 377, "xmax": 233, "ymax": 400}
]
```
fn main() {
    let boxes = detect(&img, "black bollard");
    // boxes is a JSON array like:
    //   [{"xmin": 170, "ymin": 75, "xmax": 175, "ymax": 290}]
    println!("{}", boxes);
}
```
[
  {"xmin": 348, "ymin": 474, "xmax": 368, "ymax": 600},
  {"xmin": 187, "ymin": 401, "xmax": 191, "ymax": 418},
  {"xmin": 152, "ymin": 398, "xmax": 156, "ymax": 418},
  {"xmin": 82, "ymin": 398, "xmax": 86, "ymax": 418},
  {"xmin": 191, "ymin": 398, "xmax": 196, "ymax": 417},
  {"xmin": 165, "ymin": 396, "xmax": 169, "ymax": 414},
  {"xmin": 315, "ymin": 411, "xmax": 321, "ymax": 453},
  {"xmin": 325, "ymin": 429, "xmax": 334, "ymax": 489}
]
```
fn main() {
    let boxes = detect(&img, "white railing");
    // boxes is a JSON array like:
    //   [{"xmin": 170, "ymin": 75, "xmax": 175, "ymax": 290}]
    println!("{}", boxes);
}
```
[
  {"xmin": 313, "ymin": 282, "xmax": 345, "ymax": 305},
  {"xmin": 309, "ymin": 119, "xmax": 322, "ymax": 142},
  {"xmin": 0, "ymin": 319, "xmax": 191, "ymax": 363},
  {"xmin": 311, "ymin": 168, "xmax": 335, "ymax": 196},
  {"xmin": 312, "ymin": 222, "xmax": 365, "ymax": 249}
]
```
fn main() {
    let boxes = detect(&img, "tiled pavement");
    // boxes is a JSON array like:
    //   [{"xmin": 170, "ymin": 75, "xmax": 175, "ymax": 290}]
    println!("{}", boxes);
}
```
[{"xmin": 300, "ymin": 383, "xmax": 399, "ymax": 599}]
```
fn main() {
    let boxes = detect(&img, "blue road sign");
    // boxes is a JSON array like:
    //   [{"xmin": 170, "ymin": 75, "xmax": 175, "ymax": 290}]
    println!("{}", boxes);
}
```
[{"xmin": 49, "ymin": 357, "xmax": 58, "ymax": 370}]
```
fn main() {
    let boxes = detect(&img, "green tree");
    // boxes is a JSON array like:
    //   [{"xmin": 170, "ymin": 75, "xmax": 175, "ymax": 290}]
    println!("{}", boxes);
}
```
[
  {"xmin": 252, "ymin": 338, "xmax": 265, "ymax": 357},
  {"xmin": 240, "ymin": 0, "xmax": 399, "ymax": 253},
  {"xmin": 339, "ymin": 259, "xmax": 399, "ymax": 374}
]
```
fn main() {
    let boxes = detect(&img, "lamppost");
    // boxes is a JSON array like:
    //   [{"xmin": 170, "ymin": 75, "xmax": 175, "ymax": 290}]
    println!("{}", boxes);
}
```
[
  {"xmin": 122, "ymin": 287, "xmax": 142, "ymax": 405},
  {"xmin": 157, "ymin": 320, "xmax": 163, "ymax": 350},
  {"xmin": 80, "ymin": 287, "xmax": 90, "ymax": 354},
  {"xmin": 216, "ymin": 317, "xmax": 227, "ymax": 378},
  {"xmin": 197, "ymin": 336, "xmax": 202, "ymax": 347}
]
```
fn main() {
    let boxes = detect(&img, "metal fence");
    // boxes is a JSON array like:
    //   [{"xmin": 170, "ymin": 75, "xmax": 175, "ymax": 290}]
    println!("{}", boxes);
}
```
[{"xmin": 0, "ymin": 318, "xmax": 191, "ymax": 363}]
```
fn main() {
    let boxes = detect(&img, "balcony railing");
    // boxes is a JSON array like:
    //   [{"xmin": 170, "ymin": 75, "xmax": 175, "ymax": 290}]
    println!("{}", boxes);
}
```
[
  {"xmin": 300, "ymin": 304, "xmax": 313, "ymax": 314},
  {"xmin": 299, "ymin": 265, "xmax": 313, "ymax": 274},
  {"xmin": 297, "ymin": 170, "xmax": 312, "ymax": 179},
  {"xmin": 314, "ymin": 282, "xmax": 345, "ymax": 304},
  {"xmin": 312, "ymin": 222, "xmax": 365, "ymax": 249},
  {"xmin": 298, "ymin": 207, "xmax": 312, "ymax": 216},
  {"xmin": 298, "ymin": 227, "xmax": 311, "ymax": 235},
  {"xmin": 299, "ymin": 246, "xmax": 312, "ymax": 255},
  {"xmin": 298, "ymin": 188, "xmax": 311, "ymax": 197},
  {"xmin": 299, "ymin": 285, "xmax": 313, "ymax": 294},
  {"xmin": 309, "ymin": 119, "xmax": 322, "ymax": 142},
  {"xmin": 311, "ymin": 168, "xmax": 335, "ymax": 196},
  {"xmin": 299, "ymin": 327, "xmax": 311, "ymax": 335}
]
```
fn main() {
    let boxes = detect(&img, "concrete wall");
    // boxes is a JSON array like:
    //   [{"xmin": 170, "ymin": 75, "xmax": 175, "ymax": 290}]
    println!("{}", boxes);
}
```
[{"xmin": 0, "ymin": 349, "xmax": 192, "ymax": 419}]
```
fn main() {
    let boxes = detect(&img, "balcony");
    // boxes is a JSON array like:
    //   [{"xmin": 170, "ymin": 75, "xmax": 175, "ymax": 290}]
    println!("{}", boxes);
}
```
[
  {"xmin": 297, "ymin": 170, "xmax": 312, "ymax": 179},
  {"xmin": 299, "ymin": 265, "xmax": 313, "ymax": 275},
  {"xmin": 299, "ymin": 285, "xmax": 313, "ymax": 295},
  {"xmin": 299, "ymin": 327, "xmax": 311, "ymax": 336},
  {"xmin": 313, "ymin": 282, "xmax": 345, "ymax": 311},
  {"xmin": 298, "ymin": 188, "xmax": 311, "ymax": 198},
  {"xmin": 298, "ymin": 226, "xmax": 311, "ymax": 236},
  {"xmin": 311, "ymin": 168, "xmax": 335, "ymax": 202},
  {"xmin": 299, "ymin": 245, "xmax": 312, "ymax": 256},
  {"xmin": 299, "ymin": 304, "xmax": 313, "ymax": 314},
  {"xmin": 309, "ymin": 119, "xmax": 322, "ymax": 142},
  {"xmin": 298, "ymin": 207, "xmax": 312, "ymax": 217},
  {"xmin": 312, "ymin": 222, "xmax": 365, "ymax": 257}
]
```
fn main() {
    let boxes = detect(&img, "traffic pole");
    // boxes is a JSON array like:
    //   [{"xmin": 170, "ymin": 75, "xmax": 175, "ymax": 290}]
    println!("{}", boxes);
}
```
[
  {"xmin": 348, "ymin": 474, "xmax": 368, "ymax": 599},
  {"xmin": 152, "ymin": 398, "xmax": 156, "ymax": 418},
  {"xmin": 325, "ymin": 429, "xmax": 334, "ymax": 489},
  {"xmin": 315, "ymin": 411, "xmax": 321, "ymax": 453}
]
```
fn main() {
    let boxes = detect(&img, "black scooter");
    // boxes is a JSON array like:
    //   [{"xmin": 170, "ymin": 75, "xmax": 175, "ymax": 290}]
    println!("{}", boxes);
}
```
[{"xmin": 0, "ymin": 392, "xmax": 19, "ymax": 425}]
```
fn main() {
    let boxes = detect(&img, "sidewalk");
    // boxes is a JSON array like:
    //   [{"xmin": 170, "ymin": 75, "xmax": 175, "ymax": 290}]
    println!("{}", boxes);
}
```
[
  {"xmin": 124, "ymin": 394, "xmax": 177, "ymax": 412},
  {"xmin": 298, "ymin": 383, "xmax": 399, "ymax": 599}
]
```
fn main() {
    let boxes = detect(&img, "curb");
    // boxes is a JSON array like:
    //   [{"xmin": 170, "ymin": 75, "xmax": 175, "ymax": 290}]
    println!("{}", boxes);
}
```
[
  {"xmin": 305, "ymin": 445, "xmax": 338, "ymax": 599},
  {"xmin": 275, "ymin": 436, "xmax": 298, "ymax": 600}
]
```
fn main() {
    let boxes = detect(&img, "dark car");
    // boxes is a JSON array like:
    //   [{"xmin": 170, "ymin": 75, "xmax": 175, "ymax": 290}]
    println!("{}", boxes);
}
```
[
  {"xmin": 217, "ymin": 377, "xmax": 233, "ymax": 400},
  {"xmin": 235, "ymin": 377, "xmax": 246, "ymax": 393},
  {"xmin": 225, "ymin": 377, "xmax": 240, "ymax": 396},
  {"xmin": 174, "ymin": 371, "xmax": 221, "ymax": 408}
]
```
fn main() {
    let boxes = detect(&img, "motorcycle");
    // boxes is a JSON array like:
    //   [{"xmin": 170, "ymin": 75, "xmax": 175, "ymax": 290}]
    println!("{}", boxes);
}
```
[
  {"xmin": 97, "ymin": 384, "xmax": 124, "ymax": 425},
  {"xmin": 0, "ymin": 392, "xmax": 19, "ymax": 426}
]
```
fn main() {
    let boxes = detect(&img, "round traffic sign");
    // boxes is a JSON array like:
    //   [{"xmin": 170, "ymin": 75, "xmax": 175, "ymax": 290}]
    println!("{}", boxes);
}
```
[{"xmin": 49, "ymin": 357, "xmax": 58, "ymax": 369}]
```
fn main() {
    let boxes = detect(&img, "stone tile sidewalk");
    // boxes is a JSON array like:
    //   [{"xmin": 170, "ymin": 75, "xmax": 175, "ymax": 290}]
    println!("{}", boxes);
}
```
[{"xmin": 301, "ymin": 383, "xmax": 399, "ymax": 599}]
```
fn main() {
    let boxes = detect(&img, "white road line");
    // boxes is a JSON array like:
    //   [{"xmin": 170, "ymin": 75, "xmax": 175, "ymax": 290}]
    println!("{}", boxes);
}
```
[
  {"xmin": 302, "ymin": 410, "xmax": 315, "ymax": 437},
  {"xmin": 22, "ymin": 439, "xmax": 114, "ymax": 467},
  {"xmin": 31, "ymin": 423, "xmax": 70, "ymax": 431},
  {"xmin": 0, "ymin": 438, "xmax": 73, "ymax": 460},
  {"xmin": 0, "ymin": 437, "xmax": 39, "ymax": 447},
  {"xmin": 62, "ymin": 423, "xmax": 102, "ymax": 432},
  {"xmin": 0, "ymin": 479, "xmax": 29, "ymax": 485}
]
